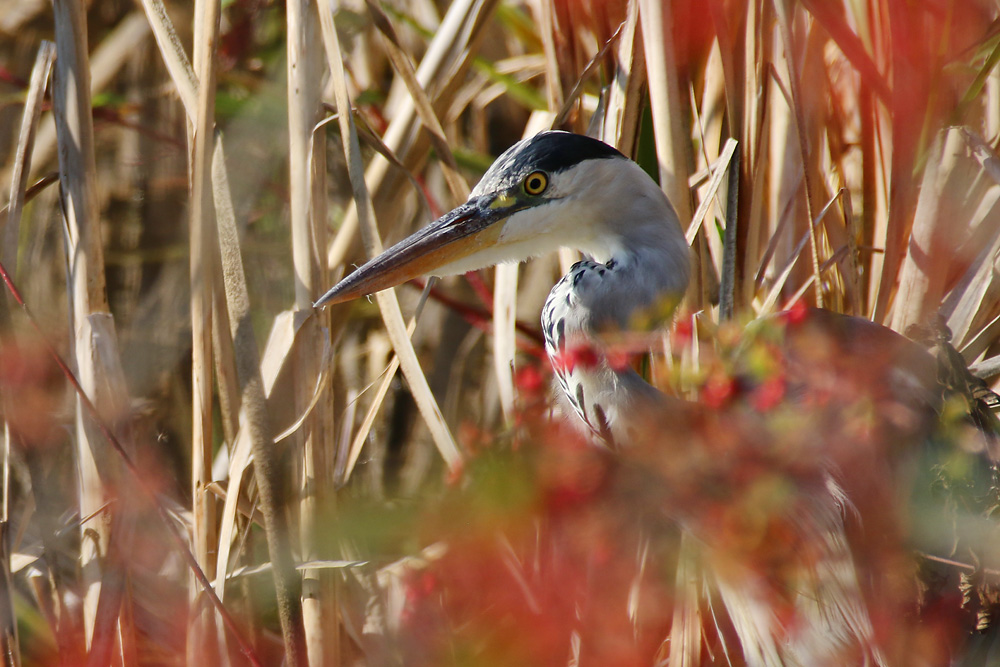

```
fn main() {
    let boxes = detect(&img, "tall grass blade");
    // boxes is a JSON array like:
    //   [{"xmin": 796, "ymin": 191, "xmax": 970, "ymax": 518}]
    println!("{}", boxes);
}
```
[
  {"xmin": 891, "ymin": 128, "xmax": 978, "ymax": 333},
  {"xmin": 638, "ymin": 0, "xmax": 693, "ymax": 225},
  {"xmin": 51, "ymin": 0, "xmax": 133, "ymax": 658},
  {"xmin": 317, "ymin": 0, "xmax": 461, "ymax": 471},
  {"xmin": 286, "ymin": 0, "xmax": 336, "ymax": 663},
  {"xmin": 0, "ymin": 46, "xmax": 52, "ymax": 666},
  {"xmin": 188, "ymin": 0, "xmax": 222, "ymax": 661},
  {"xmin": 209, "ymin": 132, "xmax": 308, "ymax": 665},
  {"xmin": 2, "ymin": 42, "xmax": 54, "ymax": 276}
]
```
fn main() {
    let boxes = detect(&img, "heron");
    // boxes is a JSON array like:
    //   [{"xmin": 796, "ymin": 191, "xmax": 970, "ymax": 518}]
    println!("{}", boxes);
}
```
[
  {"xmin": 317, "ymin": 132, "xmax": 690, "ymax": 445},
  {"xmin": 315, "ymin": 131, "xmax": 960, "ymax": 665}
]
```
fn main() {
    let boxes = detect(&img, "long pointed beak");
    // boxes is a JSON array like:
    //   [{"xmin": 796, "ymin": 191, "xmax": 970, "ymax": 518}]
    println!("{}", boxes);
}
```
[{"xmin": 314, "ymin": 196, "xmax": 514, "ymax": 308}]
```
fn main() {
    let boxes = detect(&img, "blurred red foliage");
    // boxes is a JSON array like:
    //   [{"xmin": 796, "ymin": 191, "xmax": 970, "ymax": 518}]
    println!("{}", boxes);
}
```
[
  {"xmin": 0, "ymin": 339, "xmax": 65, "ymax": 449},
  {"xmin": 386, "ymin": 308, "xmax": 988, "ymax": 664}
]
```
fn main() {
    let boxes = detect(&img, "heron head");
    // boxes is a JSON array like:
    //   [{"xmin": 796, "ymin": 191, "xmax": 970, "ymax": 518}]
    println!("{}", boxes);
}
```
[{"xmin": 314, "ymin": 131, "xmax": 680, "ymax": 308}]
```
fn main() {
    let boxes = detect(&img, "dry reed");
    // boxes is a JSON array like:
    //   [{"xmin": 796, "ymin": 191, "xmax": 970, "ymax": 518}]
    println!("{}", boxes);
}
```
[{"xmin": 1, "ymin": 1, "xmax": 1000, "ymax": 665}]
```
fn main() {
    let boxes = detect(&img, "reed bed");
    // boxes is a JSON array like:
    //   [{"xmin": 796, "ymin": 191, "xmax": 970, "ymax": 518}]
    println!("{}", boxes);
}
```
[{"xmin": 1, "ymin": 0, "xmax": 999, "ymax": 664}]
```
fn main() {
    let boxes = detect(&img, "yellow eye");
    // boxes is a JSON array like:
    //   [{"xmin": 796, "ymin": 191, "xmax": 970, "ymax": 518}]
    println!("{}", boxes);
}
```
[{"xmin": 524, "ymin": 171, "xmax": 548, "ymax": 195}]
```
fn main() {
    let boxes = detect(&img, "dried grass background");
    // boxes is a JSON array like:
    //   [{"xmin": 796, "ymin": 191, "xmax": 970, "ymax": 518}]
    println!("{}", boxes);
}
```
[{"xmin": 1, "ymin": 0, "xmax": 1000, "ymax": 665}]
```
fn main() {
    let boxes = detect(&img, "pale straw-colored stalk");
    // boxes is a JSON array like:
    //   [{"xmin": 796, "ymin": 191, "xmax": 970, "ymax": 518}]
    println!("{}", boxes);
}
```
[
  {"xmin": 638, "ymin": 0, "xmax": 693, "ymax": 226},
  {"xmin": 0, "ymin": 40, "xmax": 55, "ymax": 667},
  {"xmin": 891, "ymin": 128, "xmax": 979, "ymax": 333},
  {"xmin": 287, "ymin": 0, "xmax": 336, "ymax": 664},
  {"xmin": 187, "ymin": 0, "xmax": 221, "ymax": 660},
  {"xmin": 25, "ymin": 12, "xmax": 149, "ymax": 182},
  {"xmin": 317, "ymin": 0, "xmax": 461, "ymax": 472},
  {"xmin": 325, "ymin": 0, "xmax": 500, "ymax": 273},
  {"xmin": 51, "ymin": 0, "xmax": 133, "ymax": 660}
]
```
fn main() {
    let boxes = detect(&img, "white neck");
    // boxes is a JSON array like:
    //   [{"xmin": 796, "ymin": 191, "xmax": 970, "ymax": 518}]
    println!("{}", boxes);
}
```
[
  {"xmin": 573, "ymin": 163, "xmax": 691, "ymax": 331},
  {"xmin": 540, "ymin": 162, "xmax": 691, "ymax": 445}
]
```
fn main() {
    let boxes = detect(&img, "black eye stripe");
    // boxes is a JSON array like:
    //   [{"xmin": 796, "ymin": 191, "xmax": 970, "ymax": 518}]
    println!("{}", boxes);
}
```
[
  {"xmin": 502, "ymin": 132, "xmax": 624, "ymax": 176},
  {"xmin": 472, "ymin": 132, "xmax": 625, "ymax": 198}
]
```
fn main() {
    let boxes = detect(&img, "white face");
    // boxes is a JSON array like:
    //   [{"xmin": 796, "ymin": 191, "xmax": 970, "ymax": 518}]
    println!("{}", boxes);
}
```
[
  {"xmin": 314, "ymin": 148, "xmax": 688, "ymax": 307},
  {"xmin": 428, "ymin": 160, "xmax": 613, "ymax": 275},
  {"xmin": 491, "ymin": 158, "xmax": 675, "ymax": 265}
]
